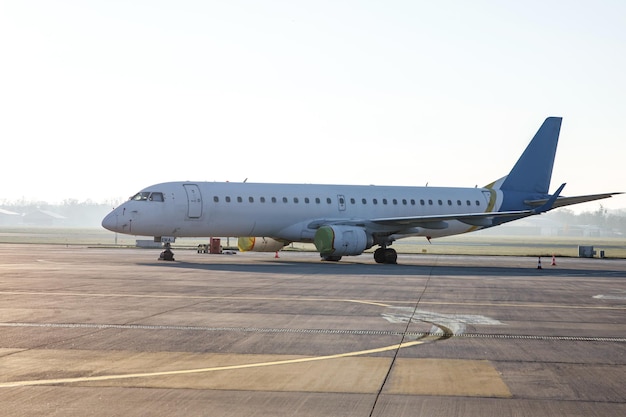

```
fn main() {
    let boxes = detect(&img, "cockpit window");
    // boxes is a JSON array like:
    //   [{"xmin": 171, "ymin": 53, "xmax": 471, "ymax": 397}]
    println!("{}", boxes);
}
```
[
  {"xmin": 130, "ymin": 191, "xmax": 164, "ymax": 202},
  {"xmin": 130, "ymin": 192, "xmax": 150, "ymax": 201},
  {"xmin": 149, "ymin": 192, "xmax": 164, "ymax": 202}
]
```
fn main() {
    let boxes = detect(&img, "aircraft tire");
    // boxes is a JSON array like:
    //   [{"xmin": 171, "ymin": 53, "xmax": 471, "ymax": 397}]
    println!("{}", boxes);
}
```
[
  {"xmin": 384, "ymin": 248, "xmax": 397, "ymax": 264},
  {"xmin": 374, "ymin": 247, "xmax": 397, "ymax": 264},
  {"xmin": 374, "ymin": 248, "xmax": 386, "ymax": 263},
  {"xmin": 321, "ymin": 255, "xmax": 342, "ymax": 262}
]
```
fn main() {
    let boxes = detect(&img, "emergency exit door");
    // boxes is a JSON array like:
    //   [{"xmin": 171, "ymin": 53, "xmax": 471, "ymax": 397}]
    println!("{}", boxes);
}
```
[{"xmin": 183, "ymin": 184, "xmax": 203, "ymax": 218}]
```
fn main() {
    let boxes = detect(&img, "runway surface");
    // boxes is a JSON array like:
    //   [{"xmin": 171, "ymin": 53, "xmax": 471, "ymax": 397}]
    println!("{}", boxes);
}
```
[{"xmin": 0, "ymin": 244, "xmax": 624, "ymax": 416}]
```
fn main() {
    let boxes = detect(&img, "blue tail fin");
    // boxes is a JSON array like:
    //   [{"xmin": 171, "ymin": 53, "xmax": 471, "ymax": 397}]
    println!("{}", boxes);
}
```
[{"xmin": 499, "ymin": 117, "xmax": 562, "ymax": 194}]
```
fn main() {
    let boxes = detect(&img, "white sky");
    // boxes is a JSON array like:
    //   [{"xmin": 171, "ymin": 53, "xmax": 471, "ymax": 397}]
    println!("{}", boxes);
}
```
[{"xmin": 1, "ymin": 0, "xmax": 625, "ymax": 211}]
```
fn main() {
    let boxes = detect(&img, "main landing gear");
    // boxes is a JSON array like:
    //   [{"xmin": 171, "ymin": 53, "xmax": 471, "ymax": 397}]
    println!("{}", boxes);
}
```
[
  {"xmin": 374, "ymin": 246, "xmax": 397, "ymax": 264},
  {"xmin": 320, "ymin": 246, "xmax": 398, "ymax": 264}
]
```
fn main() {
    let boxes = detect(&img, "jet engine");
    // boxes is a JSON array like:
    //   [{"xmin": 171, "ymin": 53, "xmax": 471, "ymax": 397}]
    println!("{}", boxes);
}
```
[
  {"xmin": 313, "ymin": 225, "xmax": 373, "ymax": 257},
  {"xmin": 238, "ymin": 237, "xmax": 287, "ymax": 252}
]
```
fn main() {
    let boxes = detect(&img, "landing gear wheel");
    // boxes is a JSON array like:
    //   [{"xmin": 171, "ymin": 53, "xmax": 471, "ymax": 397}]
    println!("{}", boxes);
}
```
[
  {"xmin": 374, "ymin": 247, "xmax": 397, "ymax": 264},
  {"xmin": 321, "ymin": 254, "xmax": 342, "ymax": 262},
  {"xmin": 384, "ymin": 248, "xmax": 397, "ymax": 264},
  {"xmin": 374, "ymin": 248, "xmax": 386, "ymax": 263}
]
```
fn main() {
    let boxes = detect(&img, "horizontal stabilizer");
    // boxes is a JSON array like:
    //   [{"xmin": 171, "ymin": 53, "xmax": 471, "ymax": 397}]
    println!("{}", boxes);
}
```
[{"xmin": 525, "ymin": 192, "xmax": 623, "ymax": 209}]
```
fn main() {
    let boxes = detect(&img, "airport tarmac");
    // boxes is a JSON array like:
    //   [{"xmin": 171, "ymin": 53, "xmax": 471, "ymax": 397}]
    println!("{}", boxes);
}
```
[{"xmin": 0, "ymin": 244, "xmax": 624, "ymax": 416}]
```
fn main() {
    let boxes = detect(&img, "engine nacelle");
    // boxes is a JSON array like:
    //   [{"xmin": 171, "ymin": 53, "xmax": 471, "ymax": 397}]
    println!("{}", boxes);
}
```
[
  {"xmin": 313, "ymin": 225, "xmax": 373, "ymax": 257},
  {"xmin": 238, "ymin": 237, "xmax": 287, "ymax": 252}
]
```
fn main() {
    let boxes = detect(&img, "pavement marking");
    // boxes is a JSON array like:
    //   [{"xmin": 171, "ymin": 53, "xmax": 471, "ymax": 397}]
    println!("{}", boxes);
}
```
[
  {"xmin": 0, "ymin": 291, "xmax": 388, "ymax": 307},
  {"xmin": 0, "ymin": 340, "xmax": 424, "ymax": 388},
  {"xmin": 346, "ymin": 299, "xmax": 391, "ymax": 307},
  {"xmin": 382, "ymin": 307, "xmax": 505, "ymax": 335},
  {"xmin": 1, "ymin": 291, "xmax": 623, "ymax": 310},
  {"xmin": 593, "ymin": 293, "xmax": 626, "ymax": 300}
]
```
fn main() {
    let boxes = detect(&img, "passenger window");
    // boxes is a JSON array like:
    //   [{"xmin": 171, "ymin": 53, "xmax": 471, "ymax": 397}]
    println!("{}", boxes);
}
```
[
  {"xmin": 466, "ymin": 200, "xmax": 471, "ymax": 206},
  {"xmin": 249, "ymin": 197, "xmax": 254, "ymax": 203},
  {"xmin": 271, "ymin": 197, "xmax": 277, "ymax": 203},
  {"xmin": 213, "ymin": 196, "xmax": 219, "ymax": 203},
  {"xmin": 315, "ymin": 197, "xmax": 321, "ymax": 204},
  {"xmin": 402, "ymin": 199, "xmax": 407, "ymax": 205},
  {"xmin": 457, "ymin": 200, "xmax": 462, "ymax": 206},
  {"xmin": 420, "ymin": 199, "xmax": 425, "ymax": 205},
  {"xmin": 393, "ymin": 199, "xmax": 398, "ymax": 205},
  {"xmin": 382, "ymin": 199, "xmax": 388, "ymax": 205},
  {"xmin": 326, "ymin": 198, "xmax": 331, "ymax": 204},
  {"xmin": 447, "ymin": 200, "xmax": 452, "ymax": 206},
  {"xmin": 294, "ymin": 197, "xmax": 299, "ymax": 203},
  {"xmin": 428, "ymin": 199, "xmax": 433, "ymax": 205},
  {"xmin": 476, "ymin": 200, "xmax": 481, "ymax": 206},
  {"xmin": 350, "ymin": 198, "xmax": 356, "ymax": 204},
  {"xmin": 438, "ymin": 200, "xmax": 443, "ymax": 205},
  {"xmin": 282, "ymin": 197, "xmax": 288, "ymax": 203},
  {"xmin": 226, "ymin": 196, "xmax": 231, "ymax": 203},
  {"xmin": 339, "ymin": 197, "xmax": 345, "ymax": 204},
  {"xmin": 362, "ymin": 198, "xmax": 367, "ymax": 204},
  {"xmin": 373, "ymin": 198, "xmax": 378, "ymax": 205},
  {"xmin": 260, "ymin": 197, "xmax": 266, "ymax": 203},
  {"xmin": 410, "ymin": 199, "xmax": 415, "ymax": 205},
  {"xmin": 305, "ymin": 197, "xmax": 310, "ymax": 203},
  {"xmin": 237, "ymin": 196, "xmax": 243, "ymax": 203}
]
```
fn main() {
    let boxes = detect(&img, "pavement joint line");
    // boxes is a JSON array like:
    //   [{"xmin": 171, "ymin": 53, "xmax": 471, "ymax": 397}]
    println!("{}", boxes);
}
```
[{"xmin": 1, "ymin": 322, "xmax": 624, "ymax": 342}]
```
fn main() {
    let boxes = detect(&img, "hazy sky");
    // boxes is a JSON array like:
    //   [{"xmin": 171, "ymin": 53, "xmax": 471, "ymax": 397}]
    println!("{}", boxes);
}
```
[{"xmin": 1, "ymin": 0, "xmax": 625, "ymax": 211}]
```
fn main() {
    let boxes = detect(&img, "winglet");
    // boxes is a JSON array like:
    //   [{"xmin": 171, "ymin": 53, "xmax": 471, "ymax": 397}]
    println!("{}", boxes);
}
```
[{"xmin": 533, "ymin": 183, "xmax": 566, "ymax": 214}]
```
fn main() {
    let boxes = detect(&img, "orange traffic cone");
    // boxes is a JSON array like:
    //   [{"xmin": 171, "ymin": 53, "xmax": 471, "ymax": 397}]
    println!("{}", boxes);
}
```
[
  {"xmin": 537, "ymin": 257, "xmax": 542, "ymax": 269},
  {"xmin": 551, "ymin": 255, "xmax": 556, "ymax": 266}
]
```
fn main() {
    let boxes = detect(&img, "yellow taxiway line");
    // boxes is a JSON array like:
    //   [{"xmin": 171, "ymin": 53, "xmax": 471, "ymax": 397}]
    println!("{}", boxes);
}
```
[{"xmin": 0, "ymin": 340, "xmax": 424, "ymax": 388}]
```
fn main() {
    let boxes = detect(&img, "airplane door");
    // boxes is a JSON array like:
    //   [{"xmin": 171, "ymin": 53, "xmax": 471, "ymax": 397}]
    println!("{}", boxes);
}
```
[
  {"xmin": 337, "ymin": 194, "xmax": 346, "ymax": 211},
  {"xmin": 183, "ymin": 184, "xmax": 203, "ymax": 218}
]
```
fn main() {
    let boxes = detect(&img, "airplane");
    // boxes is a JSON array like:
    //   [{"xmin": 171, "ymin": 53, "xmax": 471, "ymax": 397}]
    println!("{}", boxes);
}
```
[{"xmin": 102, "ymin": 117, "xmax": 620, "ymax": 264}]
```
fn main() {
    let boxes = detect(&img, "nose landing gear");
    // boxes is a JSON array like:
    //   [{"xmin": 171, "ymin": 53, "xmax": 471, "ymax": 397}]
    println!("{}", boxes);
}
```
[{"xmin": 159, "ymin": 243, "xmax": 175, "ymax": 261}]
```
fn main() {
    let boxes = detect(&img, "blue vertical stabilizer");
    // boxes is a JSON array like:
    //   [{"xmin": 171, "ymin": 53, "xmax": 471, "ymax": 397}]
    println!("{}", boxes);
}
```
[{"xmin": 500, "ymin": 117, "xmax": 562, "ymax": 194}]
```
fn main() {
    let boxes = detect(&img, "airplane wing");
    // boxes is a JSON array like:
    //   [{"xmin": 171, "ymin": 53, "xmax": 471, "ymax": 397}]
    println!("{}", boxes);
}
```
[
  {"xmin": 368, "ymin": 209, "xmax": 535, "ymax": 229},
  {"xmin": 307, "ymin": 209, "xmax": 535, "ymax": 232},
  {"xmin": 525, "ymin": 192, "xmax": 622, "ymax": 209}
]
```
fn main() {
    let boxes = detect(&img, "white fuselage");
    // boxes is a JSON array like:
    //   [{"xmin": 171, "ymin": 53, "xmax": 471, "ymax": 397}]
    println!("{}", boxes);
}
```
[
  {"xmin": 102, "ymin": 181, "xmax": 503, "ymax": 242},
  {"xmin": 101, "ymin": 118, "xmax": 618, "ymax": 262}
]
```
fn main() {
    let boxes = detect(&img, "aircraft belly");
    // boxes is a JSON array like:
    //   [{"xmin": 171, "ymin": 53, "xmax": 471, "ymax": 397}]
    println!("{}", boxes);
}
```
[{"xmin": 207, "ymin": 210, "xmax": 297, "ymax": 238}]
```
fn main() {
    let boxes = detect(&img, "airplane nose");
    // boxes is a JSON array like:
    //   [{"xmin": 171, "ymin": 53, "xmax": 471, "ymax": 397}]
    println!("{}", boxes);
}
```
[{"xmin": 101, "ymin": 211, "xmax": 118, "ymax": 232}]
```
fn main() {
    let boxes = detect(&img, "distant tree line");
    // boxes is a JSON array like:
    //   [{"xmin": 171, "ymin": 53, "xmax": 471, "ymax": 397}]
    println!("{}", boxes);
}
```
[
  {"xmin": 548, "ymin": 206, "xmax": 626, "ymax": 235},
  {"xmin": 0, "ymin": 199, "xmax": 120, "ymax": 228}
]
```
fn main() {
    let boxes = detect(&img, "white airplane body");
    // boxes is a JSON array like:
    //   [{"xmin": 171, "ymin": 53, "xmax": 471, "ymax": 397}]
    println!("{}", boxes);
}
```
[{"xmin": 102, "ymin": 117, "xmax": 620, "ymax": 263}]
